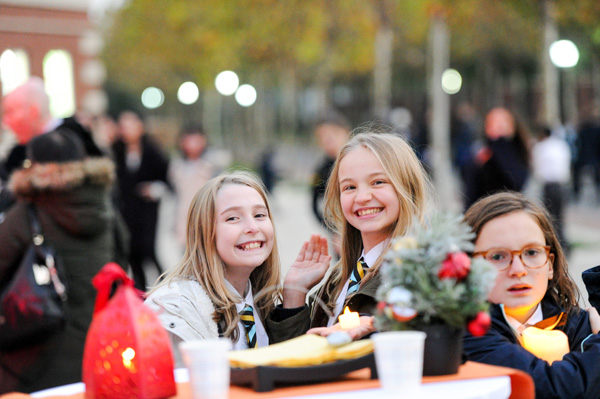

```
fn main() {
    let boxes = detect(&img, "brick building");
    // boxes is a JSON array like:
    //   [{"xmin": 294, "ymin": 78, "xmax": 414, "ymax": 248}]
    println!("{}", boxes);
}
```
[{"xmin": 0, "ymin": 0, "xmax": 107, "ymax": 116}]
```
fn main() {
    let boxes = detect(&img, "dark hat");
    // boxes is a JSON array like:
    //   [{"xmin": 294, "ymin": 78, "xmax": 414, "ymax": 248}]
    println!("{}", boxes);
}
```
[{"xmin": 26, "ymin": 130, "xmax": 85, "ymax": 164}]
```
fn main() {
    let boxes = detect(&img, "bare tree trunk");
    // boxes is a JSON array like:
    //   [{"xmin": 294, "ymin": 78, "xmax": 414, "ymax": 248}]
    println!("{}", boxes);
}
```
[
  {"xmin": 592, "ymin": 55, "xmax": 600, "ymax": 111},
  {"xmin": 373, "ymin": 0, "xmax": 393, "ymax": 121},
  {"xmin": 563, "ymin": 69, "xmax": 578, "ymax": 128},
  {"xmin": 279, "ymin": 66, "xmax": 298, "ymax": 138},
  {"xmin": 253, "ymin": 71, "xmax": 272, "ymax": 149},
  {"xmin": 428, "ymin": 11, "xmax": 455, "ymax": 211},
  {"xmin": 203, "ymin": 90, "xmax": 223, "ymax": 146},
  {"xmin": 482, "ymin": 58, "xmax": 502, "ymax": 111},
  {"xmin": 542, "ymin": 0, "xmax": 560, "ymax": 128}
]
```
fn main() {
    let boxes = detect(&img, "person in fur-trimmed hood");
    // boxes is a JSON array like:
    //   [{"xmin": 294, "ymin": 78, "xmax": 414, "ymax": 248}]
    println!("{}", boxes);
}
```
[{"xmin": 0, "ymin": 130, "xmax": 128, "ymax": 394}]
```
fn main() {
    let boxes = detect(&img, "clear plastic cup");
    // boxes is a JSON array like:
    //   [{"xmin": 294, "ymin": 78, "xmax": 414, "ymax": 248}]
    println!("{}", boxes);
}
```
[
  {"xmin": 372, "ymin": 331, "xmax": 427, "ymax": 394},
  {"xmin": 179, "ymin": 339, "xmax": 231, "ymax": 399}
]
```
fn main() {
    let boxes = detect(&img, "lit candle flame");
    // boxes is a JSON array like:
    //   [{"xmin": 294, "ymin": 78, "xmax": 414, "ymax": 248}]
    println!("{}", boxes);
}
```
[
  {"xmin": 122, "ymin": 347, "xmax": 135, "ymax": 368},
  {"xmin": 339, "ymin": 307, "xmax": 360, "ymax": 330}
]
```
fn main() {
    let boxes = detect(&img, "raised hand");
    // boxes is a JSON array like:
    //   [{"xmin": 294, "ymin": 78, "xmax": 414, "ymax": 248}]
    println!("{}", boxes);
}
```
[{"xmin": 282, "ymin": 234, "xmax": 331, "ymax": 308}]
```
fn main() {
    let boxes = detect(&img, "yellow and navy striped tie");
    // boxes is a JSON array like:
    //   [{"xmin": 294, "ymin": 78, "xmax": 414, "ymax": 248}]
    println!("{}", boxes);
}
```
[
  {"xmin": 239, "ymin": 304, "xmax": 257, "ymax": 349},
  {"xmin": 347, "ymin": 257, "xmax": 368, "ymax": 294}
]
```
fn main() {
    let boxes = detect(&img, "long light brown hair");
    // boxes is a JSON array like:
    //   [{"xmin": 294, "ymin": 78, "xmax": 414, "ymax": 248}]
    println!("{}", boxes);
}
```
[
  {"xmin": 463, "ymin": 191, "xmax": 579, "ymax": 315},
  {"xmin": 322, "ymin": 131, "xmax": 431, "ymax": 309},
  {"xmin": 149, "ymin": 170, "xmax": 282, "ymax": 341}
]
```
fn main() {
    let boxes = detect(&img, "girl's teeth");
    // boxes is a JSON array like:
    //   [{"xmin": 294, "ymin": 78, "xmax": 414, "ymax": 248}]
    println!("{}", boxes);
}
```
[
  {"xmin": 358, "ymin": 208, "xmax": 381, "ymax": 216},
  {"xmin": 241, "ymin": 242, "xmax": 261, "ymax": 250}
]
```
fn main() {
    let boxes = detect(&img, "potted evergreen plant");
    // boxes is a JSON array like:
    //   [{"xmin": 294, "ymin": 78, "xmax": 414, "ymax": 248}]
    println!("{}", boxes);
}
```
[{"xmin": 375, "ymin": 213, "xmax": 496, "ymax": 375}]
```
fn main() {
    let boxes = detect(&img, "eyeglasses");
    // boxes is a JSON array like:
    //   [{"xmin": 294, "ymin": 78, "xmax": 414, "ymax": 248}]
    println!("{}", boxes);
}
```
[{"xmin": 473, "ymin": 245, "xmax": 551, "ymax": 271}]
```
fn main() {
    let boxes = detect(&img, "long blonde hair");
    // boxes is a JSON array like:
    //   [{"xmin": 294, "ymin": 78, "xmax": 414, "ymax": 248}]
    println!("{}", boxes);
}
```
[
  {"xmin": 149, "ymin": 170, "xmax": 282, "ymax": 341},
  {"xmin": 322, "ymin": 131, "xmax": 430, "ymax": 309}
]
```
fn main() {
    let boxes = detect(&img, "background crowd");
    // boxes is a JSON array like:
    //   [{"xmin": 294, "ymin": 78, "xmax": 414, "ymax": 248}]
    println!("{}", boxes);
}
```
[{"xmin": 1, "ymin": 75, "xmax": 600, "ymax": 396}]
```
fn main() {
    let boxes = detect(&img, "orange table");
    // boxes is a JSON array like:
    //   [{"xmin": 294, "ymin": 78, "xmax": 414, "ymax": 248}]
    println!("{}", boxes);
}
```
[{"xmin": 0, "ymin": 361, "xmax": 534, "ymax": 399}]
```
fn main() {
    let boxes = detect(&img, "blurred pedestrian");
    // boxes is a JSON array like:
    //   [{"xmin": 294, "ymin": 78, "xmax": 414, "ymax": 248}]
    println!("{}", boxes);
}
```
[
  {"xmin": 112, "ymin": 110, "xmax": 170, "ymax": 291},
  {"xmin": 532, "ymin": 126, "xmax": 571, "ymax": 253},
  {"xmin": 0, "ymin": 77, "xmax": 103, "ymax": 213},
  {"xmin": 168, "ymin": 123, "xmax": 216, "ymax": 253},
  {"xmin": 451, "ymin": 102, "xmax": 478, "ymax": 187},
  {"xmin": 572, "ymin": 108, "xmax": 600, "ymax": 202},
  {"xmin": 0, "ymin": 130, "xmax": 125, "ymax": 393},
  {"xmin": 259, "ymin": 146, "xmax": 278, "ymax": 195},
  {"xmin": 310, "ymin": 111, "xmax": 351, "ymax": 257},
  {"xmin": 464, "ymin": 107, "xmax": 530, "ymax": 209}
]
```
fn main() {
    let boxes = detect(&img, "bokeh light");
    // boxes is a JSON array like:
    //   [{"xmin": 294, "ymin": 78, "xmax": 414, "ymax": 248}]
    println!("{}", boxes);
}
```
[
  {"xmin": 441, "ymin": 68, "xmax": 462, "ymax": 95},
  {"xmin": 235, "ymin": 84, "xmax": 257, "ymax": 107},
  {"xmin": 141, "ymin": 87, "xmax": 164, "ymax": 109},
  {"xmin": 549, "ymin": 40, "xmax": 579, "ymax": 68},
  {"xmin": 215, "ymin": 70, "xmax": 239, "ymax": 96},
  {"xmin": 177, "ymin": 81, "xmax": 199, "ymax": 105}
]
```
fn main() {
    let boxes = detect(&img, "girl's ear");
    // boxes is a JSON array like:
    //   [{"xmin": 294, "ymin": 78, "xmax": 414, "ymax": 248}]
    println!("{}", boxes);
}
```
[{"xmin": 547, "ymin": 253, "xmax": 555, "ymax": 280}]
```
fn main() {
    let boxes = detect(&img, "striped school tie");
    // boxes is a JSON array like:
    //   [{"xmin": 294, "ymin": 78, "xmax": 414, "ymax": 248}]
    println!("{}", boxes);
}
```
[
  {"xmin": 347, "ymin": 257, "xmax": 368, "ymax": 295},
  {"xmin": 239, "ymin": 304, "xmax": 257, "ymax": 348}
]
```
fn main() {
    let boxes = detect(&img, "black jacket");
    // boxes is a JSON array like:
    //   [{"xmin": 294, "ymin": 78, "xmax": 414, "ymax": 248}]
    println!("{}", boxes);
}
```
[
  {"xmin": 463, "ymin": 296, "xmax": 600, "ymax": 399},
  {"xmin": 112, "ymin": 134, "xmax": 169, "ymax": 254},
  {"xmin": 465, "ymin": 137, "xmax": 529, "ymax": 208},
  {"xmin": 0, "ymin": 157, "xmax": 126, "ymax": 394},
  {"xmin": 582, "ymin": 265, "xmax": 600, "ymax": 310}
]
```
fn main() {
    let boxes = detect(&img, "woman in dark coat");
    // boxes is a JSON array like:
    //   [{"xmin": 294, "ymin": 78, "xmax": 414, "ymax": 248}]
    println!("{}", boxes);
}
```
[
  {"xmin": 464, "ymin": 107, "xmax": 530, "ymax": 209},
  {"xmin": 112, "ymin": 110, "xmax": 170, "ymax": 291},
  {"xmin": 0, "ymin": 130, "xmax": 125, "ymax": 394}
]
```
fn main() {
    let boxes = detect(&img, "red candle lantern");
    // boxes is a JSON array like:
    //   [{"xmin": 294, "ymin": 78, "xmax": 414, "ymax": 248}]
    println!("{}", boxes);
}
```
[{"xmin": 83, "ymin": 263, "xmax": 176, "ymax": 399}]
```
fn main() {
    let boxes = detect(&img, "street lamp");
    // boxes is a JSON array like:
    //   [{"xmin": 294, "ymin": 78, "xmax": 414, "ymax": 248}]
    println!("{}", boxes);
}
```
[
  {"xmin": 235, "ymin": 84, "xmax": 257, "ymax": 107},
  {"xmin": 549, "ymin": 39, "xmax": 579, "ymax": 127},
  {"xmin": 215, "ymin": 70, "xmax": 239, "ymax": 96},
  {"xmin": 141, "ymin": 87, "xmax": 164, "ymax": 109},
  {"xmin": 177, "ymin": 81, "xmax": 199, "ymax": 105},
  {"xmin": 441, "ymin": 68, "xmax": 462, "ymax": 95},
  {"xmin": 549, "ymin": 40, "xmax": 579, "ymax": 68}
]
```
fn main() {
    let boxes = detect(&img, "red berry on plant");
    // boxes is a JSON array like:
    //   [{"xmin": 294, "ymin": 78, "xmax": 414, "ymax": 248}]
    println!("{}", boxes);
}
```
[
  {"xmin": 438, "ymin": 252, "xmax": 471, "ymax": 281},
  {"xmin": 468, "ymin": 311, "xmax": 491, "ymax": 336}
]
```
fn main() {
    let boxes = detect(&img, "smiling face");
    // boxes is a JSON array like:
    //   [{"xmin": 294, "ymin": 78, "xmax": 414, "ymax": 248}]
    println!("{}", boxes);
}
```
[
  {"xmin": 215, "ymin": 183, "xmax": 274, "ymax": 289},
  {"xmin": 475, "ymin": 211, "xmax": 554, "ymax": 324},
  {"xmin": 338, "ymin": 146, "xmax": 400, "ymax": 253}
]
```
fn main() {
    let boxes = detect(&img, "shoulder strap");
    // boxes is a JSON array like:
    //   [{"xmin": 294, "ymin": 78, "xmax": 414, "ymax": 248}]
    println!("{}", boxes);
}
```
[
  {"xmin": 27, "ymin": 203, "xmax": 43, "ymax": 241},
  {"xmin": 26, "ymin": 204, "xmax": 67, "ymax": 300}
]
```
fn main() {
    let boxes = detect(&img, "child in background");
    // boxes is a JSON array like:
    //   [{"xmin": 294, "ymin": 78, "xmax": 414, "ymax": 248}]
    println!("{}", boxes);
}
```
[
  {"xmin": 463, "ymin": 191, "xmax": 600, "ymax": 399},
  {"xmin": 145, "ymin": 171, "xmax": 330, "ymax": 364},
  {"xmin": 311, "ymin": 112, "xmax": 352, "ymax": 257},
  {"xmin": 274, "ymin": 132, "xmax": 431, "ymax": 338},
  {"xmin": 169, "ymin": 124, "xmax": 216, "ymax": 252}
]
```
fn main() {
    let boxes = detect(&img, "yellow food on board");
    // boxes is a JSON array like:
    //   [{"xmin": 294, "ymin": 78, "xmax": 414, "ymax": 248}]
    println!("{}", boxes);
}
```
[{"xmin": 228, "ymin": 335, "xmax": 373, "ymax": 368}]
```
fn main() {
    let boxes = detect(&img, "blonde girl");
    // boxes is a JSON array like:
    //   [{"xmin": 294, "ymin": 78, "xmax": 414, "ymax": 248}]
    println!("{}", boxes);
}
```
[
  {"xmin": 279, "ymin": 131, "xmax": 430, "ymax": 336},
  {"xmin": 146, "ymin": 171, "xmax": 329, "ymax": 362}
]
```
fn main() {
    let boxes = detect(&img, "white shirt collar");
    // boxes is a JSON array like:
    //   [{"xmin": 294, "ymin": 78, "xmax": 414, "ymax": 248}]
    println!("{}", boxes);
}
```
[
  {"xmin": 361, "ymin": 238, "xmax": 390, "ymax": 268},
  {"xmin": 224, "ymin": 279, "xmax": 269, "ymax": 350},
  {"xmin": 503, "ymin": 303, "xmax": 543, "ymax": 336}
]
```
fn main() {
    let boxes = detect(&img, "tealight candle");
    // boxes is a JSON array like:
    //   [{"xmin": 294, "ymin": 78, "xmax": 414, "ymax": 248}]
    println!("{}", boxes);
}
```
[
  {"xmin": 521, "ymin": 327, "xmax": 569, "ymax": 364},
  {"xmin": 338, "ymin": 306, "xmax": 360, "ymax": 330}
]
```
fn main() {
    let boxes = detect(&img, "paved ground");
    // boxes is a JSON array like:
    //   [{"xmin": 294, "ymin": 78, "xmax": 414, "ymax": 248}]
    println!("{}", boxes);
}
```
[{"xmin": 153, "ymin": 179, "xmax": 600, "ymax": 308}]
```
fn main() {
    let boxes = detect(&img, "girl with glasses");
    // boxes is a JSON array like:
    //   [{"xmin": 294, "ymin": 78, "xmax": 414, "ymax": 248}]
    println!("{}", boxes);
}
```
[{"xmin": 463, "ymin": 191, "xmax": 600, "ymax": 399}]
